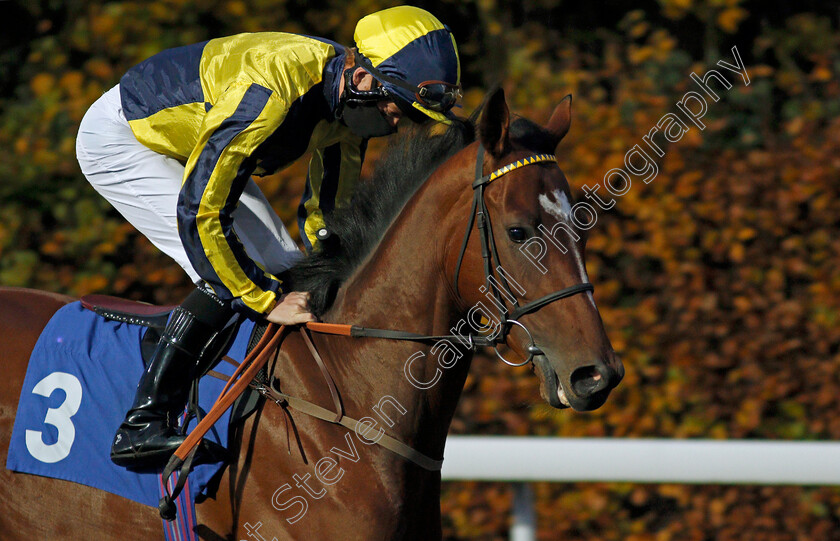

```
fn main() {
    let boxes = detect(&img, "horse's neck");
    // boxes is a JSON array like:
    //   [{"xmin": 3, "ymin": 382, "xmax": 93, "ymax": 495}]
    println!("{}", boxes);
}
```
[{"xmin": 321, "ymin": 171, "xmax": 471, "ymax": 457}]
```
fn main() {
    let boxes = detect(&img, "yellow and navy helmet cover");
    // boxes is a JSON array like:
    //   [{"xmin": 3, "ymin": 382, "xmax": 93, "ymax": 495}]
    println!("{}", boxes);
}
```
[{"xmin": 353, "ymin": 6, "xmax": 460, "ymax": 123}]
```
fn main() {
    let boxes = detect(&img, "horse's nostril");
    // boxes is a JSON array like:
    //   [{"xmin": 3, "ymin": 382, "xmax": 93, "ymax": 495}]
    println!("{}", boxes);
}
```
[{"xmin": 570, "ymin": 365, "xmax": 608, "ymax": 397}]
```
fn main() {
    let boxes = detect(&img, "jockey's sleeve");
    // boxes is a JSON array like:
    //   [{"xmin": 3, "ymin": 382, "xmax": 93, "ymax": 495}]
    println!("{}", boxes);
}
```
[
  {"xmin": 299, "ymin": 135, "xmax": 367, "ymax": 251},
  {"xmin": 177, "ymin": 83, "xmax": 289, "ymax": 317}
]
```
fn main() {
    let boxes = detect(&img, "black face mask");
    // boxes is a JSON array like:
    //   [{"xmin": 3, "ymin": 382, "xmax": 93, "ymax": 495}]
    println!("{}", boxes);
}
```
[
  {"xmin": 340, "ymin": 102, "xmax": 397, "ymax": 138},
  {"xmin": 336, "ymin": 68, "xmax": 397, "ymax": 139}
]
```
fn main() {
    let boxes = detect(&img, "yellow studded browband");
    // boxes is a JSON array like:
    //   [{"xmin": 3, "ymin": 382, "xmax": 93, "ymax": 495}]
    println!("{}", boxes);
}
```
[{"xmin": 474, "ymin": 153, "xmax": 557, "ymax": 188}]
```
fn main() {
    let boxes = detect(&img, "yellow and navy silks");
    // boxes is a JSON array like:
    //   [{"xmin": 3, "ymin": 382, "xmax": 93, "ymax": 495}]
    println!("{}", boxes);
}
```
[
  {"xmin": 353, "ymin": 6, "xmax": 460, "ymax": 124},
  {"xmin": 118, "ymin": 8, "xmax": 459, "ymax": 318},
  {"xmin": 119, "ymin": 33, "xmax": 365, "ymax": 317}
]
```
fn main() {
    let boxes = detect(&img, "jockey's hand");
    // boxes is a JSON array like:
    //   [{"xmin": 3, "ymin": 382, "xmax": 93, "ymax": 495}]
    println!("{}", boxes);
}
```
[{"xmin": 266, "ymin": 291, "xmax": 316, "ymax": 325}]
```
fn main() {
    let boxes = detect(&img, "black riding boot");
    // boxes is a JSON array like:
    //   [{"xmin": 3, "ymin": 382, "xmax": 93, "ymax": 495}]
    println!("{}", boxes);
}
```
[{"xmin": 110, "ymin": 286, "xmax": 233, "ymax": 468}]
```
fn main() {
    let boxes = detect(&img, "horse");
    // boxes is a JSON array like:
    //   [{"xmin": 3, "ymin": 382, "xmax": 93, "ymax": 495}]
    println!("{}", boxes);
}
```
[{"xmin": 0, "ymin": 88, "xmax": 623, "ymax": 540}]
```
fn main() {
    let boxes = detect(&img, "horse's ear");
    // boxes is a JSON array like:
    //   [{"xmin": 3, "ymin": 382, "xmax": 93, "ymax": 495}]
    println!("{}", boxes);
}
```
[
  {"xmin": 479, "ymin": 87, "xmax": 511, "ymax": 158},
  {"xmin": 546, "ymin": 94, "xmax": 572, "ymax": 147}
]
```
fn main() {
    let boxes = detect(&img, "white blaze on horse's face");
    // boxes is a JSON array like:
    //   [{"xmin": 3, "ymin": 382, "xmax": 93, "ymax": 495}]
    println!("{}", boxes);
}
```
[
  {"xmin": 538, "ymin": 188, "xmax": 572, "ymax": 222},
  {"xmin": 538, "ymin": 189, "xmax": 591, "ymax": 286}
]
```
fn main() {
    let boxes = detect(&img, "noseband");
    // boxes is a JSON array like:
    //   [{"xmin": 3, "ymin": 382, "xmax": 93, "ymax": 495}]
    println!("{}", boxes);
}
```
[{"xmin": 452, "ymin": 145, "xmax": 594, "ymax": 366}]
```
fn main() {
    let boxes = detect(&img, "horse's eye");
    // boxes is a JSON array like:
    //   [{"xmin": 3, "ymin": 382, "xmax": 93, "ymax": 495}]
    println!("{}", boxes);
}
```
[{"xmin": 508, "ymin": 227, "xmax": 528, "ymax": 243}]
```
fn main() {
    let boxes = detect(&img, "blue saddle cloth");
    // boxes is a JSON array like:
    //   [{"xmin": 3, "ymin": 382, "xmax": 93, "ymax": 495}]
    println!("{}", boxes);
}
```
[{"xmin": 6, "ymin": 302, "xmax": 256, "ymax": 528}]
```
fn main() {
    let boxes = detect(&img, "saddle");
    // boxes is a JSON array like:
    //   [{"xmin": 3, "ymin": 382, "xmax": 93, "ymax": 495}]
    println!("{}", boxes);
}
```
[
  {"xmin": 79, "ymin": 293, "xmax": 264, "ymax": 430},
  {"xmin": 80, "ymin": 294, "xmax": 175, "ymax": 329}
]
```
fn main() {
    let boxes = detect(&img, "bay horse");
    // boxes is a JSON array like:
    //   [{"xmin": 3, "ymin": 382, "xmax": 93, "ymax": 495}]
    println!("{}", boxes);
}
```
[{"xmin": 0, "ymin": 89, "xmax": 623, "ymax": 540}]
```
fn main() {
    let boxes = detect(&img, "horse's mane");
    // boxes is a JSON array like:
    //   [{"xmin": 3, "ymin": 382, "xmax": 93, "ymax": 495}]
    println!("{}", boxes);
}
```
[{"xmin": 286, "ymin": 118, "xmax": 476, "ymax": 315}]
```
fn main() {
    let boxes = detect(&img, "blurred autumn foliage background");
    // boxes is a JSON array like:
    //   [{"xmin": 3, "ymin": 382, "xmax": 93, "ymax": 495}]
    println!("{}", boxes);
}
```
[{"xmin": 2, "ymin": 0, "xmax": 840, "ymax": 539}]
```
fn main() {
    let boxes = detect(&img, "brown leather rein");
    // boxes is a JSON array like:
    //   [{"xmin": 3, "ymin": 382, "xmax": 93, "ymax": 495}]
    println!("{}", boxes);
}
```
[
  {"xmin": 246, "ymin": 323, "xmax": 444, "ymax": 470},
  {"xmin": 181, "ymin": 321, "xmax": 444, "ymax": 470}
]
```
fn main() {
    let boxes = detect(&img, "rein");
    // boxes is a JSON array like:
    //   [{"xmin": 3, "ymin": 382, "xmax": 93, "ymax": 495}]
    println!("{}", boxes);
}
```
[
  {"xmin": 250, "ymin": 327, "xmax": 444, "ymax": 471},
  {"xmin": 158, "ymin": 146, "xmax": 595, "ymax": 520}
]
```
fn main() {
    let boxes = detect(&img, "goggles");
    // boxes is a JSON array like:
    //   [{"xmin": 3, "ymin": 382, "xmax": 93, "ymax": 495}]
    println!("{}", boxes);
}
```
[
  {"xmin": 353, "ymin": 51, "xmax": 462, "ymax": 113},
  {"xmin": 413, "ymin": 80, "xmax": 463, "ymax": 112},
  {"xmin": 341, "ymin": 67, "xmax": 391, "ymax": 107}
]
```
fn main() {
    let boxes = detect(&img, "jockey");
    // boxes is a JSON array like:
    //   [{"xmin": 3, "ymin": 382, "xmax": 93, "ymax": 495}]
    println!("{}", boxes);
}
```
[{"xmin": 75, "ymin": 6, "xmax": 462, "ymax": 468}]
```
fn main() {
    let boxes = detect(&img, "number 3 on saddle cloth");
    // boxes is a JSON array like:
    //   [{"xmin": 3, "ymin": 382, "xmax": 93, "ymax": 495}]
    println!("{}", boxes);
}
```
[{"xmin": 6, "ymin": 300, "xmax": 259, "ymax": 539}]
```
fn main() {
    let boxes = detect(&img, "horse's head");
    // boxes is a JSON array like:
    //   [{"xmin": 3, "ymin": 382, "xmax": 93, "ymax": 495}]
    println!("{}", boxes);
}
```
[{"xmin": 447, "ymin": 88, "xmax": 623, "ymax": 411}]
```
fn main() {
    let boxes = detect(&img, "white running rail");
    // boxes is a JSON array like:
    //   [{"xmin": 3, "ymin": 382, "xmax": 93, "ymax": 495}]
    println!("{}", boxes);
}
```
[{"xmin": 442, "ymin": 437, "xmax": 840, "ymax": 541}]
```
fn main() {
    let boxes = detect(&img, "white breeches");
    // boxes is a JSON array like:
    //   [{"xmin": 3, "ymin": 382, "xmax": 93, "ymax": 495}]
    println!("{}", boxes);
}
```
[{"xmin": 75, "ymin": 85, "xmax": 302, "ymax": 285}]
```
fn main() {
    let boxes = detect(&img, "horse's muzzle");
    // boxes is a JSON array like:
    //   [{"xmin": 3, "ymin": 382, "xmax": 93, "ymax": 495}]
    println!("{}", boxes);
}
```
[{"xmin": 535, "ymin": 354, "xmax": 624, "ymax": 411}]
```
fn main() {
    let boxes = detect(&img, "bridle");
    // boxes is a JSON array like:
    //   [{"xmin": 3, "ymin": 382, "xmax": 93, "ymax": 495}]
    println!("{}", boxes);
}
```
[{"xmin": 451, "ymin": 145, "xmax": 594, "ymax": 366}]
